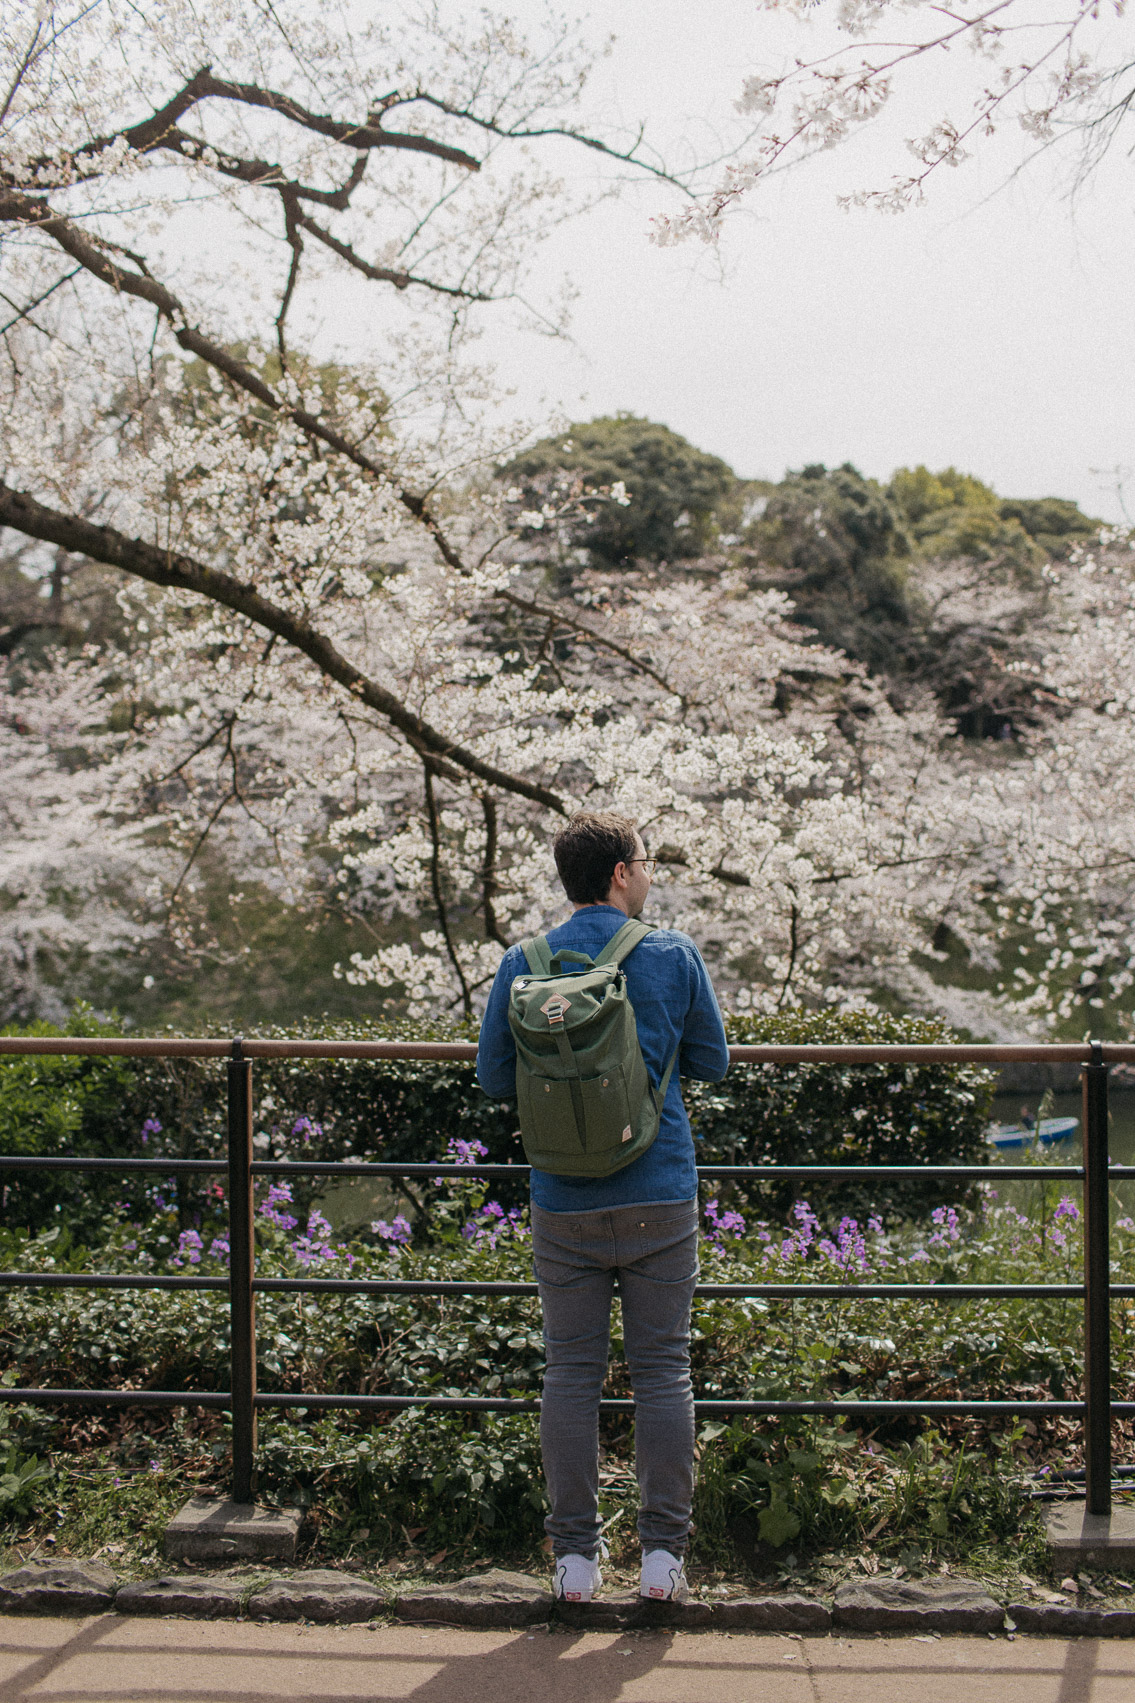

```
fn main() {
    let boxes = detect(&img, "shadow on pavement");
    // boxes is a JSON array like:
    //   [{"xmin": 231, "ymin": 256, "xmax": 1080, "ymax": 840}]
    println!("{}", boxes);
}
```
[{"xmin": 0, "ymin": 1617, "xmax": 1130, "ymax": 1702}]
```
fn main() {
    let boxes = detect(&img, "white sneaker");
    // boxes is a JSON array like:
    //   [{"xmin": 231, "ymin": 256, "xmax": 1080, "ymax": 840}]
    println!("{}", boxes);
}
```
[
  {"xmin": 553, "ymin": 1552, "xmax": 602, "ymax": 1603},
  {"xmin": 640, "ymin": 1549, "xmax": 689, "ymax": 1602}
]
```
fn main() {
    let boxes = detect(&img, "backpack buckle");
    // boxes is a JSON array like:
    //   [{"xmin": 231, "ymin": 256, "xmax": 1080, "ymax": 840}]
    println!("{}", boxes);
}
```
[{"xmin": 541, "ymin": 994, "xmax": 570, "ymax": 1024}]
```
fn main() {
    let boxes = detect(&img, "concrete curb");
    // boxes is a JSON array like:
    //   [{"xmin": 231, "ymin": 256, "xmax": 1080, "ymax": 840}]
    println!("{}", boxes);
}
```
[
  {"xmin": 832, "ymin": 1577, "xmax": 1003, "ymax": 1634},
  {"xmin": 2, "ymin": 1560, "xmax": 1134, "ymax": 1635}
]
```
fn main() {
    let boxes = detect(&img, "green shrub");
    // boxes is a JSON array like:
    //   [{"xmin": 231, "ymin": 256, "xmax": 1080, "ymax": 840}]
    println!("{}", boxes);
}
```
[
  {"xmin": 257, "ymin": 1410, "xmax": 546, "ymax": 1549},
  {"xmin": 0, "ymin": 1008, "xmax": 993, "ymax": 1231},
  {"xmin": 692, "ymin": 1416, "xmax": 1034, "ymax": 1568},
  {"xmin": 689, "ymin": 1010, "xmax": 995, "ymax": 1221},
  {"xmin": 0, "ymin": 1009, "xmax": 134, "ymax": 1234}
]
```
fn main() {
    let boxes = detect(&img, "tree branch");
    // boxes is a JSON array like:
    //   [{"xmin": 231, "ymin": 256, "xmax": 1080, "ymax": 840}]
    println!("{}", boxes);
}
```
[
  {"xmin": 0, "ymin": 480, "xmax": 566, "ymax": 813},
  {"xmin": 0, "ymin": 184, "xmax": 468, "ymax": 573},
  {"xmin": 424, "ymin": 764, "xmax": 473, "ymax": 1016},
  {"xmin": 480, "ymin": 793, "xmax": 508, "ymax": 946},
  {"xmin": 777, "ymin": 900, "xmax": 799, "ymax": 1009},
  {"xmin": 10, "ymin": 66, "xmax": 483, "ymax": 188},
  {"xmin": 395, "ymin": 91, "xmax": 691, "ymax": 193},
  {"xmin": 0, "ymin": 266, "xmax": 81, "ymax": 338},
  {"xmin": 276, "ymin": 190, "xmax": 304, "ymax": 363},
  {"xmin": 497, "ymin": 586, "xmax": 685, "ymax": 703},
  {"xmin": 292, "ymin": 207, "xmax": 492, "ymax": 300}
]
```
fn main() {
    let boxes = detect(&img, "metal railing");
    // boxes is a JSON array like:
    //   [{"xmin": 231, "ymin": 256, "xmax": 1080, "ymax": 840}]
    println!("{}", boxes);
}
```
[{"xmin": 0, "ymin": 1035, "xmax": 1133, "ymax": 1515}]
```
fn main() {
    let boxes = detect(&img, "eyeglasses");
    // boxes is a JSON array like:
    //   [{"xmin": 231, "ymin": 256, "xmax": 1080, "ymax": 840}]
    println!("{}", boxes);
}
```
[{"xmin": 625, "ymin": 858, "xmax": 658, "ymax": 875}]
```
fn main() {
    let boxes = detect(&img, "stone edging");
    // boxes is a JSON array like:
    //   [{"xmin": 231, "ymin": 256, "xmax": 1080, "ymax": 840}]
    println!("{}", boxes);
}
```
[{"xmin": 0, "ymin": 1562, "xmax": 1132, "ymax": 1636}]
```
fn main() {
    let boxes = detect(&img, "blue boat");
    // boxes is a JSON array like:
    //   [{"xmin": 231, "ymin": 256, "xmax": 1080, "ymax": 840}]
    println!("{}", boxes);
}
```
[{"xmin": 985, "ymin": 1116, "xmax": 1079, "ymax": 1151}]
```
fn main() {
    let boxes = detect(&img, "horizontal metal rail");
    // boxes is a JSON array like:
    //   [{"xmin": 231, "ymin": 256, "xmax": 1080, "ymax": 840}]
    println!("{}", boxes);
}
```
[
  {"xmin": 0, "ymin": 1273, "xmax": 228, "ymax": 1291},
  {"xmin": 252, "ymin": 1278, "xmax": 1115, "ymax": 1299},
  {"xmin": 6, "ymin": 1028, "xmax": 1131, "ymax": 1055},
  {"xmin": 0, "ymin": 1387, "xmax": 1129, "ymax": 1419},
  {"xmin": 0, "ymin": 1033, "xmax": 1129, "ymax": 1513},
  {"xmin": 0, "ymin": 1388, "xmax": 233, "ymax": 1408},
  {"xmin": 6, "ymin": 1155, "xmax": 1132, "ymax": 1182},
  {"xmin": 7, "ymin": 1037, "xmax": 1135, "ymax": 1063},
  {"xmin": 0, "ymin": 1156, "xmax": 227, "ymax": 1173},
  {"xmin": 0, "ymin": 1273, "xmax": 1118, "ymax": 1300}
]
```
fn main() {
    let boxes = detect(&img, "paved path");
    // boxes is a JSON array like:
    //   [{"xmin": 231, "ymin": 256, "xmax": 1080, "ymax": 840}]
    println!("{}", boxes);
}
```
[{"xmin": 0, "ymin": 1616, "xmax": 1130, "ymax": 1702}]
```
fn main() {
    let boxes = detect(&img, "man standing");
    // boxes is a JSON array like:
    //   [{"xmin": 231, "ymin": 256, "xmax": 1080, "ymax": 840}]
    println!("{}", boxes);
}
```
[{"xmin": 476, "ymin": 812, "xmax": 729, "ymax": 1603}]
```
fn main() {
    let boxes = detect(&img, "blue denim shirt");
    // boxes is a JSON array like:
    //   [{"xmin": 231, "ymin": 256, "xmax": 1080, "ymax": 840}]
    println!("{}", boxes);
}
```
[{"xmin": 476, "ymin": 905, "xmax": 729, "ymax": 1210}]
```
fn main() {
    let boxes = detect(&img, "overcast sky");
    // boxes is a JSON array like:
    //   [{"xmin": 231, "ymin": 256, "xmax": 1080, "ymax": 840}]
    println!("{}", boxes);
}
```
[{"xmin": 450, "ymin": 2, "xmax": 1134, "ymax": 523}]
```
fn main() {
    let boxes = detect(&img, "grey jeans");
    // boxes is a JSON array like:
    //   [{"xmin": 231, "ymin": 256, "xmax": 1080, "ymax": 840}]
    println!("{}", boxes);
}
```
[{"xmin": 531, "ymin": 1197, "xmax": 699, "ymax": 1559}]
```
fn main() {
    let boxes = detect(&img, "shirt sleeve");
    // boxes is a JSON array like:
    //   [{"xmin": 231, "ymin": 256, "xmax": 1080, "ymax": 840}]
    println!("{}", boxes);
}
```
[
  {"xmin": 678, "ymin": 942, "xmax": 730, "ymax": 1082},
  {"xmin": 475, "ymin": 945, "xmax": 525, "ymax": 1100}
]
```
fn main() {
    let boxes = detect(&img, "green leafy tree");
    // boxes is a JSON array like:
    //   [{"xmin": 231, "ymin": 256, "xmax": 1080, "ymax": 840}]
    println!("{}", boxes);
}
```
[
  {"xmin": 745, "ymin": 463, "xmax": 915, "ymax": 674},
  {"xmin": 888, "ymin": 466, "xmax": 1043, "ymax": 571},
  {"xmin": 998, "ymin": 496, "xmax": 1098, "ymax": 558},
  {"xmin": 503, "ymin": 414, "xmax": 737, "ymax": 567}
]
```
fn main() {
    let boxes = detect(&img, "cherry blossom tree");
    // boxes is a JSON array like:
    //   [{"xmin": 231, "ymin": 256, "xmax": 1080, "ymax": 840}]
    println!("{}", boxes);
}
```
[
  {"xmin": 5, "ymin": 1, "xmax": 1135, "ymax": 1041},
  {"xmin": 652, "ymin": 0, "xmax": 1132, "ymax": 242}
]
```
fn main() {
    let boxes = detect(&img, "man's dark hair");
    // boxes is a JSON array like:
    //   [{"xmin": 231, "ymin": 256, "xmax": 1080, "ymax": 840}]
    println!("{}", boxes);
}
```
[{"xmin": 552, "ymin": 811, "xmax": 639, "ymax": 905}]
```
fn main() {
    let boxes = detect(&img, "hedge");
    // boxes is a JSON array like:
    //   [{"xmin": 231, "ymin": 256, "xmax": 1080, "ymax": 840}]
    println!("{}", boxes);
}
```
[{"xmin": 0, "ymin": 1008, "xmax": 994, "ymax": 1232}]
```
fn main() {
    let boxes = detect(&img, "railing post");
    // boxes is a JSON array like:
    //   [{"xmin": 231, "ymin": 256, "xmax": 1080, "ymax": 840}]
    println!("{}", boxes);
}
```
[
  {"xmin": 227, "ymin": 1037, "xmax": 257, "ymax": 1504},
  {"xmin": 1082, "ymin": 1039, "xmax": 1111, "ymax": 1516}
]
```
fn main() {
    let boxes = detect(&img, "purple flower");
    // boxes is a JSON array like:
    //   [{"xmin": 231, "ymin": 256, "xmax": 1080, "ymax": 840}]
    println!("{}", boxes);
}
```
[
  {"xmin": 1054, "ymin": 1197, "xmax": 1080, "ymax": 1223},
  {"xmin": 508, "ymin": 1205, "xmax": 529, "ymax": 1240},
  {"xmin": 373, "ymin": 1215, "xmax": 412, "ymax": 1246},
  {"xmin": 703, "ymin": 1198, "xmax": 746, "ymax": 1244},
  {"xmin": 258, "ymin": 1181, "xmax": 298, "ymax": 1231},
  {"xmin": 140, "ymin": 1117, "xmax": 161, "ymax": 1147},
  {"xmin": 461, "ymin": 1196, "xmax": 528, "ymax": 1249},
  {"xmin": 208, "ymin": 1235, "xmax": 230, "ymax": 1264},
  {"xmin": 793, "ymin": 1200, "xmax": 820, "ymax": 1238},
  {"xmin": 291, "ymin": 1116, "xmax": 323, "ymax": 1145},
  {"xmin": 291, "ymin": 1237, "xmax": 338, "ymax": 1268},
  {"xmin": 172, "ymin": 1228, "xmax": 203, "ymax": 1267},
  {"xmin": 927, "ymin": 1205, "xmax": 961, "ymax": 1249},
  {"xmin": 433, "ymin": 1136, "xmax": 489, "ymax": 1189},
  {"xmin": 814, "ymin": 1215, "xmax": 871, "ymax": 1274},
  {"xmin": 448, "ymin": 1137, "xmax": 489, "ymax": 1165},
  {"xmin": 306, "ymin": 1208, "xmax": 332, "ymax": 1242}
]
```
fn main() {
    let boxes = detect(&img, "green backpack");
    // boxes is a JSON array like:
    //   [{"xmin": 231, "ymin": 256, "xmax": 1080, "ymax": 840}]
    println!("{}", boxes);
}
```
[{"xmin": 508, "ymin": 918, "xmax": 678, "ymax": 1177}]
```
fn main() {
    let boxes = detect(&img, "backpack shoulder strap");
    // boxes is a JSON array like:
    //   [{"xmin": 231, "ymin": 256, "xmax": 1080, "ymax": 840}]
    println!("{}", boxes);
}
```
[
  {"xmin": 520, "ymin": 935, "xmax": 553, "ymax": 977},
  {"xmin": 654, "ymin": 1044, "xmax": 680, "ymax": 1108},
  {"xmin": 594, "ymin": 918, "xmax": 654, "ymax": 968}
]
